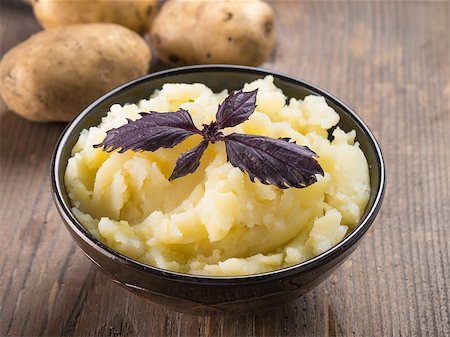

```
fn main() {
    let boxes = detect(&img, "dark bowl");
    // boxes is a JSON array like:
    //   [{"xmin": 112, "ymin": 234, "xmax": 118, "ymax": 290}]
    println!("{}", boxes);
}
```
[{"xmin": 51, "ymin": 65, "xmax": 385, "ymax": 314}]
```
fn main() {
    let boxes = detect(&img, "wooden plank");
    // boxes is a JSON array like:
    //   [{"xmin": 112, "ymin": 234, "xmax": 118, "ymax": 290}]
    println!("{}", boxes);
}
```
[{"xmin": 0, "ymin": 1, "xmax": 448, "ymax": 336}]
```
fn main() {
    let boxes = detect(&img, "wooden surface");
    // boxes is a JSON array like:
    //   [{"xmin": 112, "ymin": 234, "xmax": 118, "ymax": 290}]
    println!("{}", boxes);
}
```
[{"xmin": 1, "ymin": 1, "xmax": 449, "ymax": 336}]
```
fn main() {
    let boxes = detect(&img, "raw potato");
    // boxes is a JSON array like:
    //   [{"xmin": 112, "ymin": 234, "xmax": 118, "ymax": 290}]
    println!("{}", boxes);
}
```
[
  {"xmin": 0, "ymin": 24, "xmax": 151, "ymax": 122},
  {"xmin": 32, "ymin": 0, "xmax": 159, "ymax": 34},
  {"xmin": 151, "ymin": 0, "xmax": 275, "ymax": 66}
]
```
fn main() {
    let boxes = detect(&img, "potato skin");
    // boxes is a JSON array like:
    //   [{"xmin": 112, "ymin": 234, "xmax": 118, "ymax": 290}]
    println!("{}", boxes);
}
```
[
  {"xmin": 32, "ymin": 0, "xmax": 159, "ymax": 34},
  {"xmin": 0, "ymin": 23, "xmax": 151, "ymax": 122},
  {"xmin": 151, "ymin": 0, "xmax": 275, "ymax": 66}
]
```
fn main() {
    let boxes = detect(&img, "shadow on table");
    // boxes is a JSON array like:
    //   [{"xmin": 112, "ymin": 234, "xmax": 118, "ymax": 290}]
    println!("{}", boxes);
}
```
[
  {"xmin": 1, "ymin": 0, "xmax": 41, "ymax": 56},
  {"xmin": 39, "ymin": 264, "xmax": 326, "ymax": 336},
  {"xmin": 0, "ymin": 110, "xmax": 66, "ymax": 166}
]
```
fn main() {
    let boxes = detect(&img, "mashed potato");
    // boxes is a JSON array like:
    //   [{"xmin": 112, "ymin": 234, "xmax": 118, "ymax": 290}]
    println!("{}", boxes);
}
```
[{"xmin": 65, "ymin": 76, "xmax": 370, "ymax": 276}]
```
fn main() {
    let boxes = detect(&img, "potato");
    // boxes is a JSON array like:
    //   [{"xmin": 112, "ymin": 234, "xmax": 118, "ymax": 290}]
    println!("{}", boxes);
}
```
[
  {"xmin": 0, "ymin": 24, "xmax": 151, "ymax": 122},
  {"xmin": 32, "ymin": 0, "xmax": 159, "ymax": 34},
  {"xmin": 151, "ymin": 0, "xmax": 275, "ymax": 66}
]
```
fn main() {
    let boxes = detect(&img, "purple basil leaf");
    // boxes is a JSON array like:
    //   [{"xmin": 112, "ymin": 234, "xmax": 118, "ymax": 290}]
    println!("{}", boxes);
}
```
[
  {"xmin": 224, "ymin": 133, "xmax": 324, "ymax": 188},
  {"xmin": 94, "ymin": 109, "xmax": 201, "ymax": 153},
  {"xmin": 215, "ymin": 89, "xmax": 258, "ymax": 129},
  {"xmin": 169, "ymin": 140, "xmax": 209, "ymax": 181}
]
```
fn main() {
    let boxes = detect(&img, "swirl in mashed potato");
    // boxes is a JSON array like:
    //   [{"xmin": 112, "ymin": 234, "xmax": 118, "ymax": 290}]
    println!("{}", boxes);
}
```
[{"xmin": 65, "ymin": 76, "xmax": 370, "ymax": 276}]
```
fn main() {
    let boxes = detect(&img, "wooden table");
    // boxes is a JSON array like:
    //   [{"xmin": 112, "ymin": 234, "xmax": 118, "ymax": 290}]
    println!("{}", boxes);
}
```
[{"xmin": 1, "ymin": 1, "xmax": 449, "ymax": 336}]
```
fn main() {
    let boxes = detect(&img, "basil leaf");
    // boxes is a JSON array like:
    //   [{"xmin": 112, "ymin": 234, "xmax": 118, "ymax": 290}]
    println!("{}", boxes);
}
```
[
  {"xmin": 224, "ymin": 133, "xmax": 324, "ymax": 188},
  {"xmin": 215, "ymin": 89, "xmax": 258, "ymax": 129},
  {"xmin": 169, "ymin": 140, "xmax": 209, "ymax": 181},
  {"xmin": 94, "ymin": 109, "xmax": 201, "ymax": 153}
]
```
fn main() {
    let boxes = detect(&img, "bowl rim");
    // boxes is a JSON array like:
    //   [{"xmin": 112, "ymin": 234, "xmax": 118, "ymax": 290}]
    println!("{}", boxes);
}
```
[{"xmin": 51, "ymin": 64, "xmax": 386, "ymax": 285}]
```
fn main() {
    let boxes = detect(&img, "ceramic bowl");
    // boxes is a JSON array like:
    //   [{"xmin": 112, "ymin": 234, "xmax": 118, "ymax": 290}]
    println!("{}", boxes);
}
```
[{"xmin": 51, "ymin": 65, "xmax": 385, "ymax": 314}]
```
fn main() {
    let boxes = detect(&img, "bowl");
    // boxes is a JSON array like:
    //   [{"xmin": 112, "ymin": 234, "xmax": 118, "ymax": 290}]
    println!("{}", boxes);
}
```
[{"xmin": 51, "ymin": 65, "xmax": 385, "ymax": 314}]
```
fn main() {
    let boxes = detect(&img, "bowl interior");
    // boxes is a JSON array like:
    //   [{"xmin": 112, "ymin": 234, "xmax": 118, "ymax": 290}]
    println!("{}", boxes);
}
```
[{"xmin": 53, "ymin": 65, "xmax": 385, "ymax": 280}]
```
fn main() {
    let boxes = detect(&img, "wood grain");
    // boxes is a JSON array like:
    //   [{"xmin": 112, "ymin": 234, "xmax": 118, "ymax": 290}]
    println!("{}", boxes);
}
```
[{"xmin": 1, "ymin": 0, "xmax": 449, "ymax": 336}]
